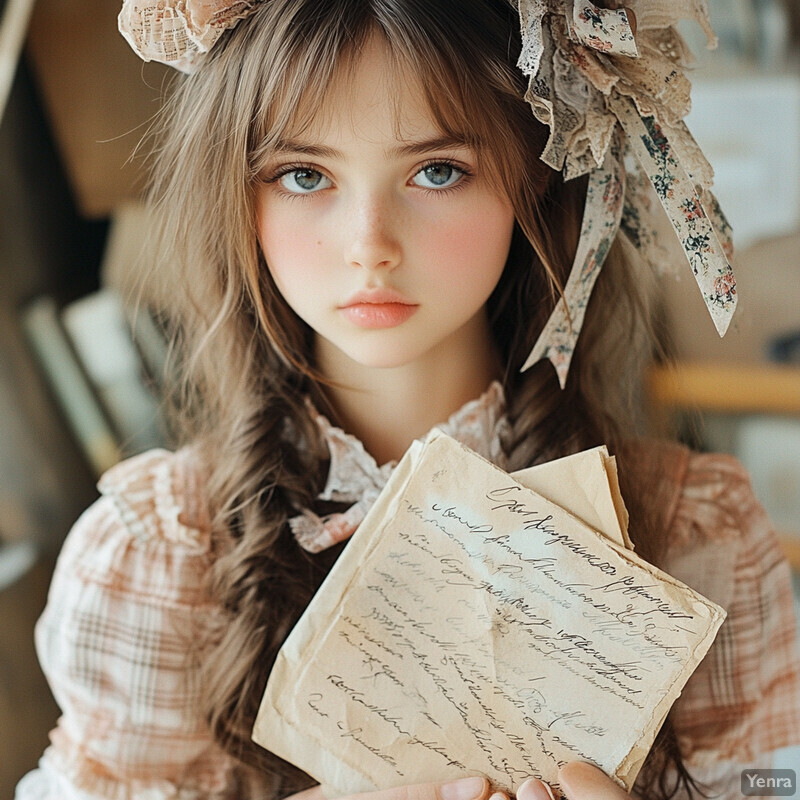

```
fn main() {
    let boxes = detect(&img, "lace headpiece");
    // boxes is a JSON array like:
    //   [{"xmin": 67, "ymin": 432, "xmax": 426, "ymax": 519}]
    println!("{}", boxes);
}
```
[
  {"xmin": 118, "ymin": 1, "xmax": 265, "ymax": 73},
  {"xmin": 513, "ymin": 0, "xmax": 735, "ymax": 385},
  {"xmin": 119, "ymin": 0, "xmax": 737, "ymax": 386}
]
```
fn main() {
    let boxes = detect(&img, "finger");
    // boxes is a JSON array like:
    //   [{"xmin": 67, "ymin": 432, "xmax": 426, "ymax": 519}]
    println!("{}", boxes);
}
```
[
  {"xmin": 517, "ymin": 778, "xmax": 555, "ymax": 800},
  {"xmin": 558, "ymin": 763, "xmax": 631, "ymax": 800},
  {"xmin": 345, "ymin": 776, "xmax": 489, "ymax": 800},
  {"xmin": 285, "ymin": 786, "xmax": 328, "ymax": 800}
]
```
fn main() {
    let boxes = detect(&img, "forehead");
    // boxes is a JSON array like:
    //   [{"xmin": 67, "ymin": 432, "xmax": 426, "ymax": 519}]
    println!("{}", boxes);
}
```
[{"xmin": 289, "ymin": 33, "xmax": 449, "ymax": 151}]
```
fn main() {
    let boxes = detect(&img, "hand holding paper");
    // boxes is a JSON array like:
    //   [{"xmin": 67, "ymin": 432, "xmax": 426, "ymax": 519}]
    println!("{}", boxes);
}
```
[{"xmin": 254, "ymin": 433, "xmax": 725, "ymax": 798}]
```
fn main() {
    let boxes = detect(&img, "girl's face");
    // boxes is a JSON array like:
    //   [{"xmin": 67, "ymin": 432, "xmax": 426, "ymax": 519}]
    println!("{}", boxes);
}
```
[{"xmin": 255, "ymin": 34, "xmax": 516, "ymax": 378}]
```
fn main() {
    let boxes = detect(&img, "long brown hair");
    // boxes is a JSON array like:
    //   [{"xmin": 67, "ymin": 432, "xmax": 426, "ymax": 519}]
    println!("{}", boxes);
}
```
[{"xmin": 145, "ymin": 1, "xmax": 699, "ymax": 797}]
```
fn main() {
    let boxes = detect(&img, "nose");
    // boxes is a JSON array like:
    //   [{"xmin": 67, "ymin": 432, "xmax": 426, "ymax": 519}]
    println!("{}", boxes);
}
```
[{"xmin": 344, "ymin": 194, "xmax": 402, "ymax": 272}]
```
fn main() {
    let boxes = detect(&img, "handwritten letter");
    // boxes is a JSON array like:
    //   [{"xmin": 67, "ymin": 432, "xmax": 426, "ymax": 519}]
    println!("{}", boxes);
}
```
[{"xmin": 253, "ymin": 432, "xmax": 724, "ymax": 797}]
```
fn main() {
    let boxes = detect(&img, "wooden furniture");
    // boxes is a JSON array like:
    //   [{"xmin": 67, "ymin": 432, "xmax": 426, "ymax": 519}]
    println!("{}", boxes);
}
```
[{"xmin": 647, "ymin": 361, "xmax": 800, "ymax": 570}]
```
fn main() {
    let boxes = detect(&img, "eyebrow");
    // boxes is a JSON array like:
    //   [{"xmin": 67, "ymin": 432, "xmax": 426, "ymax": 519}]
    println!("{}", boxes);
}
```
[{"xmin": 272, "ymin": 134, "xmax": 474, "ymax": 159}]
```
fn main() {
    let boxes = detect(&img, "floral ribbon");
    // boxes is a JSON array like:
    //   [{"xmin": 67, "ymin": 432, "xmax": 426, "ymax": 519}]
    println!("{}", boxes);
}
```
[
  {"xmin": 610, "ymin": 95, "xmax": 736, "ymax": 331},
  {"xmin": 516, "ymin": 0, "xmax": 737, "ymax": 384},
  {"xmin": 521, "ymin": 129, "xmax": 626, "ymax": 385},
  {"xmin": 568, "ymin": 2, "xmax": 638, "ymax": 58}
]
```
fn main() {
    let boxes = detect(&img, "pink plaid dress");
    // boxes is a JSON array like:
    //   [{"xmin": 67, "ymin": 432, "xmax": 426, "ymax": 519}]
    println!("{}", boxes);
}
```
[{"xmin": 15, "ymin": 387, "xmax": 800, "ymax": 799}]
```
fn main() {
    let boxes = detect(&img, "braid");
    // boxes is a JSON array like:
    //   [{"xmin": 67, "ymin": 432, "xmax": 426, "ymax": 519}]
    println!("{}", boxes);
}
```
[{"xmin": 199, "ymin": 370, "xmax": 333, "ymax": 797}]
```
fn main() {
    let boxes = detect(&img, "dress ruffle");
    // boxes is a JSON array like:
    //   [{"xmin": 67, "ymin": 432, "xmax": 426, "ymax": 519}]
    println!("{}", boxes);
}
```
[
  {"xmin": 289, "ymin": 381, "xmax": 509, "ymax": 552},
  {"xmin": 661, "ymin": 452, "xmax": 800, "ymax": 768},
  {"xmin": 98, "ymin": 448, "xmax": 211, "ymax": 553},
  {"xmin": 16, "ymin": 449, "xmax": 235, "ymax": 800}
]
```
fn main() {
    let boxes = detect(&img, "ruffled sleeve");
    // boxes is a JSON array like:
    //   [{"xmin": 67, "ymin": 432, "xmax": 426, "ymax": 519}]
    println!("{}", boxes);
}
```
[
  {"xmin": 14, "ymin": 449, "xmax": 238, "ymax": 800},
  {"xmin": 661, "ymin": 451, "xmax": 800, "ymax": 794}
]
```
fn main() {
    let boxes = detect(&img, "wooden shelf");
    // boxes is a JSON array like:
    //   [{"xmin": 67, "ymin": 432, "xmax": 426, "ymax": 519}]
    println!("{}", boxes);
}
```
[
  {"xmin": 779, "ymin": 535, "xmax": 800, "ymax": 573},
  {"xmin": 647, "ymin": 362, "xmax": 800, "ymax": 415}
]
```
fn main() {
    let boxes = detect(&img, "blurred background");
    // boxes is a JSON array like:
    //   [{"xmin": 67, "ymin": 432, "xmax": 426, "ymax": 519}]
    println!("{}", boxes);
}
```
[{"xmin": 0, "ymin": 0, "xmax": 799, "ymax": 795}]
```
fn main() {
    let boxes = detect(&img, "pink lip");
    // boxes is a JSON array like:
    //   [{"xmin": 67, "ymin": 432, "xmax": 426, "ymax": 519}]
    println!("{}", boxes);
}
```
[{"xmin": 339, "ymin": 289, "xmax": 418, "ymax": 329}]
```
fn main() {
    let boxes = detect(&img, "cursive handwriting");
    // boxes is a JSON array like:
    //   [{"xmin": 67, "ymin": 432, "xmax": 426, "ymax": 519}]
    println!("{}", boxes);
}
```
[{"xmin": 431, "ymin": 503, "xmax": 494, "ymax": 535}]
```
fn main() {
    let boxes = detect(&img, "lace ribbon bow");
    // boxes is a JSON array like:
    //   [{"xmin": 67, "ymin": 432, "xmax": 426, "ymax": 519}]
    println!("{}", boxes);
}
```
[
  {"xmin": 289, "ymin": 383, "xmax": 508, "ymax": 553},
  {"xmin": 118, "ymin": 0, "xmax": 265, "ymax": 73},
  {"xmin": 287, "ymin": 425, "xmax": 395, "ymax": 554},
  {"xmin": 516, "ymin": 0, "xmax": 737, "ymax": 387}
]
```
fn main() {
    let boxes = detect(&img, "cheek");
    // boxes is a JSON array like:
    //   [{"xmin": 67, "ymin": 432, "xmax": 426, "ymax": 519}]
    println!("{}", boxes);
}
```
[
  {"xmin": 421, "ymin": 197, "xmax": 515, "ymax": 284},
  {"xmin": 256, "ymin": 202, "xmax": 326, "ymax": 291}
]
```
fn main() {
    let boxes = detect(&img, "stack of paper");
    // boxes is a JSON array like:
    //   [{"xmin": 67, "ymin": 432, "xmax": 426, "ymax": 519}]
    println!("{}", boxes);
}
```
[{"xmin": 254, "ymin": 432, "xmax": 725, "ymax": 797}]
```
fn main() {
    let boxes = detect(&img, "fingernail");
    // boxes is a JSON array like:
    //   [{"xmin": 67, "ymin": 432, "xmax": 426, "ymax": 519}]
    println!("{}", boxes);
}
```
[
  {"xmin": 517, "ymin": 778, "xmax": 556, "ymax": 800},
  {"xmin": 489, "ymin": 793, "xmax": 508, "ymax": 800},
  {"xmin": 624, "ymin": 7, "xmax": 637, "ymax": 35},
  {"xmin": 441, "ymin": 777, "xmax": 487, "ymax": 800}
]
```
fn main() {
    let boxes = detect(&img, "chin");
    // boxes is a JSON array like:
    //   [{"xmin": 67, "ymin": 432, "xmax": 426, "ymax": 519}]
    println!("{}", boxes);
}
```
[
  {"xmin": 331, "ymin": 335, "xmax": 431, "ymax": 371},
  {"xmin": 343, "ymin": 348, "xmax": 421, "ymax": 370}
]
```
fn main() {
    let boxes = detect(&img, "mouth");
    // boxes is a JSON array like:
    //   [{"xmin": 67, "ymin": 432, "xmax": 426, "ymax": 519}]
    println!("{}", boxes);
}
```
[{"xmin": 339, "ymin": 289, "xmax": 419, "ymax": 329}]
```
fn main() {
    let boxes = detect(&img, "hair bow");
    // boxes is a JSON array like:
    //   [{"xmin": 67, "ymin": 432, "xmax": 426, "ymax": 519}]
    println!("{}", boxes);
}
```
[
  {"xmin": 118, "ymin": 0, "xmax": 264, "ymax": 73},
  {"xmin": 515, "ymin": 0, "xmax": 736, "ymax": 386}
]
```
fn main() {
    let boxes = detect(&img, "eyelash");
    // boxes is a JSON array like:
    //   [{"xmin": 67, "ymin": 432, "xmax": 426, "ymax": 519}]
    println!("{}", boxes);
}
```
[{"xmin": 263, "ymin": 158, "xmax": 473, "ymax": 201}]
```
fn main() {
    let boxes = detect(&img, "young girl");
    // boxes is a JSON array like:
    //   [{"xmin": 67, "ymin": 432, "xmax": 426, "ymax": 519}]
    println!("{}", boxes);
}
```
[{"xmin": 16, "ymin": 1, "xmax": 800, "ymax": 799}]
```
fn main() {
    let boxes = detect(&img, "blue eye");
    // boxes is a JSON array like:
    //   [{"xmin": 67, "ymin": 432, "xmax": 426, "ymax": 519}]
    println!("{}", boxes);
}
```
[
  {"xmin": 279, "ymin": 168, "xmax": 332, "ymax": 194},
  {"xmin": 413, "ymin": 162, "xmax": 464, "ymax": 190}
]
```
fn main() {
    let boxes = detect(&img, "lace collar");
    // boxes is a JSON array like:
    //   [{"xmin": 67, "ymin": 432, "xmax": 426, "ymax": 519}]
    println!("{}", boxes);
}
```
[{"xmin": 289, "ymin": 381, "xmax": 509, "ymax": 552}]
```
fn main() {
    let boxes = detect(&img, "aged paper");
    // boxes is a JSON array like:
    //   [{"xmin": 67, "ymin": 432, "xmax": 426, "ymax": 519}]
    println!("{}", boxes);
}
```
[
  {"xmin": 512, "ymin": 446, "xmax": 630, "ymax": 550},
  {"xmin": 253, "ymin": 432, "xmax": 725, "ymax": 797}
]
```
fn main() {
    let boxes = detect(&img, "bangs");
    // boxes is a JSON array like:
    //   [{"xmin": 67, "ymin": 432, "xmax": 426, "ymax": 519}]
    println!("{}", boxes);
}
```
[{"xmin": 243, "ymin": 0, "xmax": 539, "ymax": 199}]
